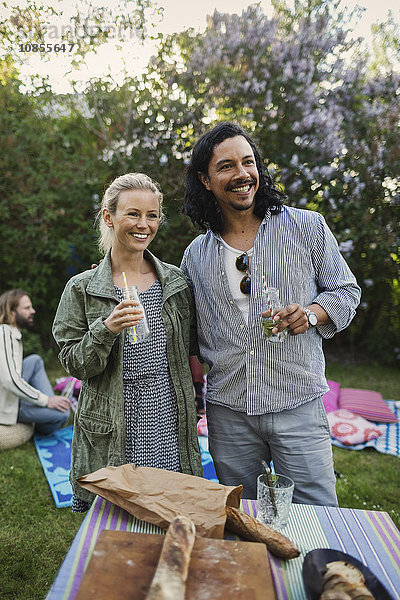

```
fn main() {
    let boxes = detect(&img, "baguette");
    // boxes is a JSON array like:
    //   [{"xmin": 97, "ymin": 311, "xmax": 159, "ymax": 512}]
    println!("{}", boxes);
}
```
[
  {"xmin": 145, "ymin": 515, "xmax": 196, "ymax": 600},
  {"xmin": 225, "ymin": 505, "xmax": 300, "ymax": 559}
]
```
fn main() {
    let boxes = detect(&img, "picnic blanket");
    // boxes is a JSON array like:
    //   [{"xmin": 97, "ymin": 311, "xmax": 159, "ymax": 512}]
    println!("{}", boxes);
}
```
[
  {"xmin": 34, "ymin": 425, "xmax": 74, "ymax": 508},
  {"xmin": 331, "ymin": 400, "xmax": 400, "ymax": 457},
  {"xmin": 45, "ymin": 497, "xmax": 400, "ymax": 600},
  {"xmin": 198, "ymin": 434, "xmax": 218, "ymax": 482},
  {"xmin": 34, "ymin": 425, "xmax": 218, "ymax": 508}
]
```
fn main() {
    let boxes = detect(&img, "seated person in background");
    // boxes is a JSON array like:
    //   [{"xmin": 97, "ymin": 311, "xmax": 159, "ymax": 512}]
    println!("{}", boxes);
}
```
[{"xmin": 0, "ymin": 289, "xmax": 70, "ymax": 435}]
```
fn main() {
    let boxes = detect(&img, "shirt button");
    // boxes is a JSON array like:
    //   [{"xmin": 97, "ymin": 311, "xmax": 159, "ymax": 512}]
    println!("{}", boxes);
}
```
[
  {"xmin": 240, "ymin": 324, "xmax": 244, "ymax": 329},
  {"xmin": 221, "ymin": 271, "xmax": 225, "ymax": 275},
  {"xmin": 230, "ymin": 300, "xmax": 234, "ymax": 304},
  {"xmin": 250, "ymin": 350, "xmax": 255, "ymax": 355}
]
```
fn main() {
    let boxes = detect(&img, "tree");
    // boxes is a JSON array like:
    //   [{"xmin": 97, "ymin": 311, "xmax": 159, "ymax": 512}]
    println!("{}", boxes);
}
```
[
  {"xmin": 64, "ymin": 70, "xmax": 208, "ymax": 265},
  {"xmin": 0, "ymin": 61, "xmax": 101, "ymax": 347},
  {"xmin": 148, "ymin": 0, "xmax": 400, "ymax": 362},
  {"xmin": 1, "ymin": 0, "xmax": 399, "ymax": 363},
  {"xmin": 0, "ymin": 0, "xmax": 157, "ymax": 71},
  {"xmin": 0, "ymin": 0, "xmax": 157, "ymax": 350}
]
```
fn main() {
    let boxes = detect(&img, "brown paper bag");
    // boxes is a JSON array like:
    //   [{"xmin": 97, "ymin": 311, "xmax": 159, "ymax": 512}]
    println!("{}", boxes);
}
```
[{"xmin": 78, "ymin": 464, "xmax": 242, "ymax": 538}]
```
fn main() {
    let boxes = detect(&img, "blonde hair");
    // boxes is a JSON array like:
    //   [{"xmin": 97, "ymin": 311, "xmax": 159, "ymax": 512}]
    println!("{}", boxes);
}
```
[
  {"xmin": 0, "ymin": 289, "xmax": 29, "ymax": 326},
  {"xmin": 97, "ymin": 172, "xmax": 165, "ymax": 255}
]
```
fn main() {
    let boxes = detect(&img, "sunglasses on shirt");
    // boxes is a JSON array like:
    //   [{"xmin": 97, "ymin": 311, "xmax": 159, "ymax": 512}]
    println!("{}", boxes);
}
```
[{"xmin": 236, "ymin": 252, "xmax": 251, "ymax": 294}]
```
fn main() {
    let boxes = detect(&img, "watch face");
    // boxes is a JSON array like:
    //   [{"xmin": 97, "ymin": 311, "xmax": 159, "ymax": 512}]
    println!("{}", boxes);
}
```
[{"xmin": 308, "ymin": 311, "xmax": 318, "ymax": 326}]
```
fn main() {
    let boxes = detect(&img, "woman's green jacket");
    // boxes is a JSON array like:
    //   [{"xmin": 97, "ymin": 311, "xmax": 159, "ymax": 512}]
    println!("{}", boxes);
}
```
[{"xmin": 52, "ymin": 250, "xmax": 202, "ymax": 504}]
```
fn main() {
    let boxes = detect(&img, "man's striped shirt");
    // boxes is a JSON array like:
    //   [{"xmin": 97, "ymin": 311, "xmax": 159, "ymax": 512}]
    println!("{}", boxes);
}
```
[{"xmin": 181, "ymin": 206, "xmax": 361, "ymax": 415}]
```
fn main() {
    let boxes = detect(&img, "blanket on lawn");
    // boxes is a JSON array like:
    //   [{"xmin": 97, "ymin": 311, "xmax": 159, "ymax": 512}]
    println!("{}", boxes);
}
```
[
  {"xmin": 331, "ymin": 400, "xmax": 400, "ymax": 457},
  {"xmin": 34, "ymin": 425, "xmax": 74, "ymax": 508},
  {"xmin": 34, "ymin": 426, "xmax": 218, "ymax": 508}
]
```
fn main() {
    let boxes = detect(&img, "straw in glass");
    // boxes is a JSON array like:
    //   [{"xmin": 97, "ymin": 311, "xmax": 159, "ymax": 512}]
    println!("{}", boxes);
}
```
[
  {"xmin": 261, "ymin": 460, "xmax": 277, "ymax": 516},
  {"xmin": 122, "ymin": 271, "xmax": 137, "ymax": 342}
]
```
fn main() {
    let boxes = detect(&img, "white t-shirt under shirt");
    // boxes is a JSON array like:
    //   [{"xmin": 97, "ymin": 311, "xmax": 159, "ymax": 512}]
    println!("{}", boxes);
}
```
[{"xmin": 219, "ymin": 238, "xmax": 253, "ymax": 324}]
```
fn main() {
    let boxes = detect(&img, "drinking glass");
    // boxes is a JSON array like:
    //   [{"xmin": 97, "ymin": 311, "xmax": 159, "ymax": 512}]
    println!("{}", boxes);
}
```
[
  {"xmin": 256, "ymin": 473, "xmax": 294, "ymax": 530},
  {"xmin": 122, "ymin": 285, "xmax": 151, "ymax": 344},
  {"xmin": 262, "ymin": 287, "xmax": 288, "ymax": 343}
]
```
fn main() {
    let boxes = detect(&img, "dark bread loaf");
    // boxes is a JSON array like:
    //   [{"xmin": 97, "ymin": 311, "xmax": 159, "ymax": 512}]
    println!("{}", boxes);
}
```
[{"xmin": 225, "ymin": 506, "xmax": 300, "ymax": 559}]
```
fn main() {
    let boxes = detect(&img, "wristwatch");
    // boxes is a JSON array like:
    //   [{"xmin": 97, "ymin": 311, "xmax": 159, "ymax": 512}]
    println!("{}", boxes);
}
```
[{"xmin": 304, "ymin": 308, "xmax": 318, "ymax": 328}]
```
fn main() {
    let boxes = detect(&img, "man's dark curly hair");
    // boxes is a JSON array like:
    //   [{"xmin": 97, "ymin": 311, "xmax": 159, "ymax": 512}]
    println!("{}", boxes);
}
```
[{"xmin": 183, "ymin": 122, "xmax": 285, "ymax": 232}]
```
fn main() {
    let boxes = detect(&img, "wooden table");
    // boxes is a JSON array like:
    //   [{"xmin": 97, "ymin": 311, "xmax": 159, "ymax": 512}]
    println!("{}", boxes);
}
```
[{"xmin": 46, "ymin": 496, "xmax": 400, "ymax": 600}]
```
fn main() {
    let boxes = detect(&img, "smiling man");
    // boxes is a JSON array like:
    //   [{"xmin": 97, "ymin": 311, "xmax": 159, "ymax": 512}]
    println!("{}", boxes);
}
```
[
  {"xmin": 0, "ymin": 289, "xmax": 70, "ymax": 435},
  {"xmin": 181, "ymin": 122, "xmax": 361, "ymax": 504}
]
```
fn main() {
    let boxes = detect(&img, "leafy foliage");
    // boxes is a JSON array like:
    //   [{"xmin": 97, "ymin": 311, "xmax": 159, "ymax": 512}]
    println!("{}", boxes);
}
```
[
  {"xmin": 0, "ymin": 0, "xmax": 399, "ymax": 362},
  {"xmin": 148, "ymin": 1, "xmax": 400, "ymax": 362},
  {"xmin": 0, "ymin": 61, "xmax": 100, "ymax": 346},
  {"xmin": 0, "ymin": 0, "xmax": 157, "ymax": 70}
]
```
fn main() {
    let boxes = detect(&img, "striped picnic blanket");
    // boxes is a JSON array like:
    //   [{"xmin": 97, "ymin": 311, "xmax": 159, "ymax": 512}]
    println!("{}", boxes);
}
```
[
  {"xmin": 46, "ymin": 497, "xmax": 400, "ymax": 600},
  {"xmin": 331, "ymin": 400, "xmax": 400, "ymax": 457}
]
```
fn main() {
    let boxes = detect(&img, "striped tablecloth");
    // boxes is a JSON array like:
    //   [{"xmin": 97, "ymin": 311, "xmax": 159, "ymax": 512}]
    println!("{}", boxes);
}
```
[{"xmin": 46, "ymin": 497, "xmax": 400, "ymax": 600}]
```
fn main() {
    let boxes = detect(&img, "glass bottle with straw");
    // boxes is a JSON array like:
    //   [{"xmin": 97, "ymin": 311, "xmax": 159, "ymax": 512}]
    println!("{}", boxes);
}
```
[
  {"xmin": 122, "ymin": 271, "xmax": 151, "ymax": 344},
  {"xmin": 262, "ymin": 278, "xmax": 288, "ymax": 342}
]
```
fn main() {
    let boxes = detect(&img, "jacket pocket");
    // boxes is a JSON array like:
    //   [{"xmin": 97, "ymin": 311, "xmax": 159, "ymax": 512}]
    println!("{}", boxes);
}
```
[
  {"xmin": 86, "ymin": 310, "xmax": 110, "ymax": 327},
  {"xmin": 77, "ymin": 410, "xmax": 114, "ymax": 472},
  {"xmin": 79, "ymin": 410, "xmax": 113, "ymax": 440}
]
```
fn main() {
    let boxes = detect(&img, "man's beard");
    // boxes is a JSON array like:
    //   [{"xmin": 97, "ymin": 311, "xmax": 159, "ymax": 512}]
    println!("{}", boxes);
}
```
[
  {"xmin": 229, "ymin": 197, "xmax": 255, "ymax": 212},
  {"xmin": 15, "ymin": 313, "xmax": 33, "ymax": 330}
]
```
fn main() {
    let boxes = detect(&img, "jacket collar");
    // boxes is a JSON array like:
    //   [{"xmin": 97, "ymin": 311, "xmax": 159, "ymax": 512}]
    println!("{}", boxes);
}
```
[
  {"xmin": 1, "ymin": 324, "xmax": 22, "ymax": 340},
  {"xmin": 85, "ymin": 250, "xmax": 116, "ymax": 299}
]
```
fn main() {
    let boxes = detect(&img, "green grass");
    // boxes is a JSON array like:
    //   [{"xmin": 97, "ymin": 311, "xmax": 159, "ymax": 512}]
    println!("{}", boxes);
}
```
[
  {"xmin": 325, "ymin": 361, "xmax": 400, "ymax": 529},
  {"xmin": 0, "ymin": 441, "xmax": 85, "ymax": 600},
  {"xmin": 0, "ymin": 356, "xmax": 84, "ymax": 600},
  {"xmin": 326, "ymin": 362, "xmax": 399, "ymax": 401},
  {"xmin": 0, "ymin": 358, "xmax": 399, "ymax": 600}
]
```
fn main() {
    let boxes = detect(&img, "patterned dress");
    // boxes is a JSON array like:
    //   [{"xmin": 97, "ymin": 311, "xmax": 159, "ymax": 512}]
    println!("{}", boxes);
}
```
[{"xmin": 72, "ymin": 279, "xmax": 181, "ymax": 512}]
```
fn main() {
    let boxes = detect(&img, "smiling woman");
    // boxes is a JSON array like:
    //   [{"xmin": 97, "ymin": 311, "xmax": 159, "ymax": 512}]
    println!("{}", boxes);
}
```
[
  {"xmin": 52, "ymin": 172, "xmax": 202, "ymax": 513},
  {"xmin": 102, "ymin": 187, "xmax": 162, "ymax": 290}
]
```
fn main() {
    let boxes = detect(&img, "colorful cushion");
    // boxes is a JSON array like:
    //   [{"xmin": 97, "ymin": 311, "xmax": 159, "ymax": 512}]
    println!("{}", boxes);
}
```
[
  {"xmin": 328, "ymin": 409, "xmax": 384, "ymax": 445},
  {"xmin": 322, "ymin": 380, "xmax": 340, "ymax": 413},
  {"xmin": 339, "ymin": 388, "xmax": 398, "ymax": 423},
  {"xmin": 54, "ymin": 376, "xmax": 81, "ymax": 396},
  {"xmin": 197, "ymin": 415, "xmax": 208, "ymax": 437}
]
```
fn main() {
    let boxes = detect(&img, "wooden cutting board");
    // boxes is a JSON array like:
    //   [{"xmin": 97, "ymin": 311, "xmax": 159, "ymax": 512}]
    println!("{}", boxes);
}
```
[{"xmin": 75, "ymin": 529, "xmax": 276, "ymax": 600}]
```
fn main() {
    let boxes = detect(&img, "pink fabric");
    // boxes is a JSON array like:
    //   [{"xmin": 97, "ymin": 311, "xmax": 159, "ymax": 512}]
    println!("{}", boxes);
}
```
[
  {"xmin": 339, "ymin": 388, "xmax": 398, "ymax": 423},
  {"xmin": 322, "ymin": 380, "xmax": 340, "ymax": 413},
  {"xmin": 328, "ymin": 409, "xmax": 384, "ymax": 445},
  {"xmin": 197, "ymin": 415, "xmax": 208, "ymax": 436},
  {"xmin": 54, "ymin": 376, "xmax": 81, "ymax": 396}
]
